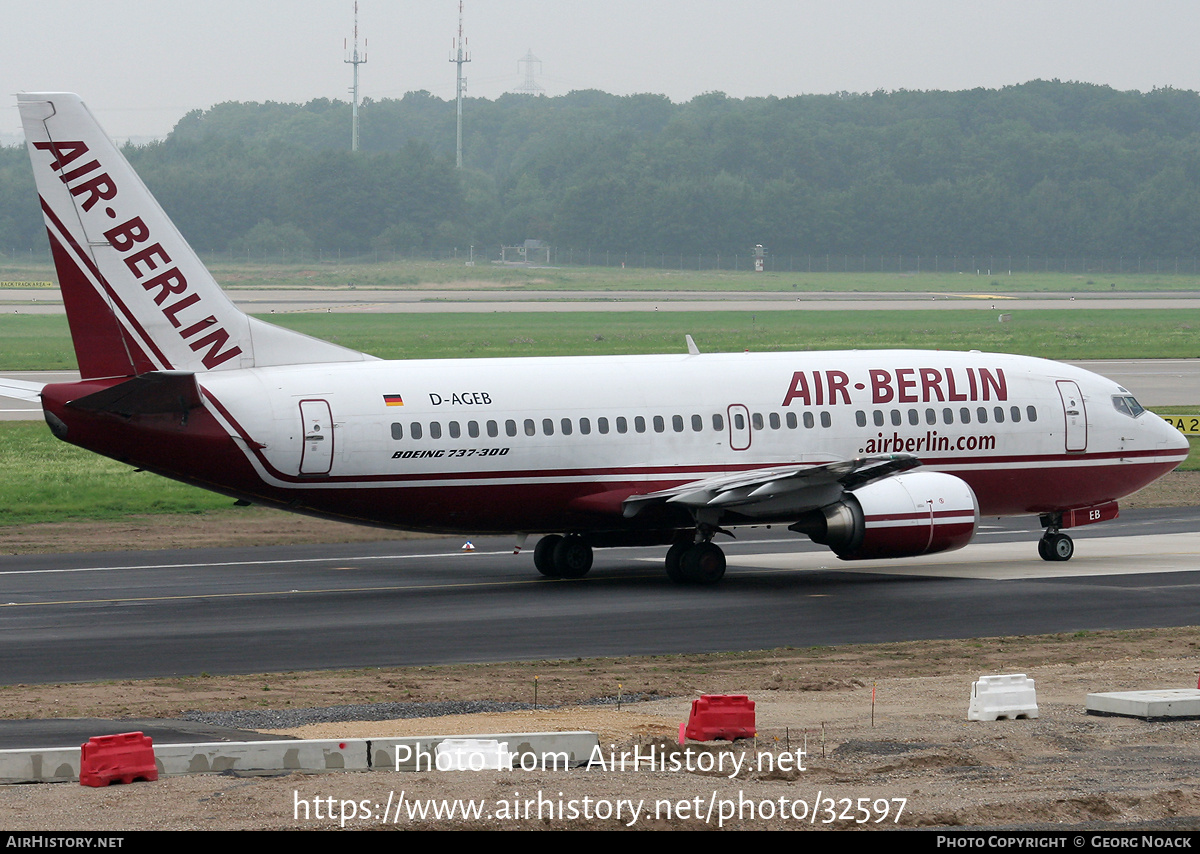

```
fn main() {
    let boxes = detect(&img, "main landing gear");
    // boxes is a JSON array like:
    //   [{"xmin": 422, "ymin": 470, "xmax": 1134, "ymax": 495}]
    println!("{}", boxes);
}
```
[
  {"xmin": 533, "ymin": 534, "xmax": 593, "ymax": 578},
  {"xmin": 1037, "ymin": 512, "xmax": 1074, "ymax": 562},
  {"xmin": 664, "ymin": 530, "xmax": 727, "ymax": 585}
]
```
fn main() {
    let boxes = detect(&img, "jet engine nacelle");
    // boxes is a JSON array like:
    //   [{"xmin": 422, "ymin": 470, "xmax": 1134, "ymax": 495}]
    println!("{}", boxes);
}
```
[{"xmin": 790, "ymin": 471, "xmax": 979, "ymax": 560}]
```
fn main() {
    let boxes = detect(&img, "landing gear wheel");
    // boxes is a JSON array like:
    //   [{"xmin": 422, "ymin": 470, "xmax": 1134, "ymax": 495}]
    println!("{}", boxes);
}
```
[
  {"xmin": 552, "ymin": 535, "xmax": 593, "ymax": 578},
  {"xmin": 1038, "ymin": 532, "xmax": 1074, "ymax": 562},
  {"xmin": 665, "ymin": 540, "xmax": 690, "ymax": 583},
  {"xmin": 1050, "ymin": 532, "xmax": 1074, "ymax": 561},
  {"xmin": 680, "ymin": 542, "xmax": 726, "ymax": 585},
  {"xmin": 534, "ymin": 534, "xmax": 563, "ymax": 577}
]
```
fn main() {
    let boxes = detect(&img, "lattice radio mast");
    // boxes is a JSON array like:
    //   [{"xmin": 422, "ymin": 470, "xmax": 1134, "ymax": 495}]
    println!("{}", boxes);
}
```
[
  {"xmin": 344, "ymin": 2, "xmax": 368, "ymax": 151},
  {"xmin": 449, "ymin": 1, "xmax": 471, "ymax": 168}
]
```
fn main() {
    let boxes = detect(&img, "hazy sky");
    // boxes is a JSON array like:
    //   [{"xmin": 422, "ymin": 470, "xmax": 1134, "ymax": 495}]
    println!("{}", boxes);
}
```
[{"xmin": 4, "ymin": 1, "xmax": 1200, "ymax": 142}]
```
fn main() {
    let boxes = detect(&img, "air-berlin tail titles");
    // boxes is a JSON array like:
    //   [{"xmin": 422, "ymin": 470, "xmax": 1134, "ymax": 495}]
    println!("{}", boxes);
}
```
[{"xmin": 32, "ymin": 139, "xmax": 241, "ymax": 369}]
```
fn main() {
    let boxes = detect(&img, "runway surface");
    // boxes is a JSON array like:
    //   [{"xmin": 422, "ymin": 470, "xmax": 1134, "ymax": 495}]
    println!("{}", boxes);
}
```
[
  {"xmin": 0, "ymin": 508, "xmax": 1197, "ymax": 684},
  {"xmin": 5, "ymin": 286, "xmax": 1200, "ymax": 314}
]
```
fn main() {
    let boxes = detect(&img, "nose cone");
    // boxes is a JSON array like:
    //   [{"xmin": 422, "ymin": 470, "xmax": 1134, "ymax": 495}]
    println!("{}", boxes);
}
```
[{"xmin": 1153, "ymin": 412, "xmax": 1192, "ymax": 464}]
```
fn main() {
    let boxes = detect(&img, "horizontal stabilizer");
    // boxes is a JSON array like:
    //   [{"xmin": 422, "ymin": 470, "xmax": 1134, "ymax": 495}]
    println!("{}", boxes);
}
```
[
  {"xmin": 0, "ymin": 378, "xmax": 46, "ymax": 402},
  {"xmin": 66, "ymin": 371, "xmax": 202, "ymax": 417}
]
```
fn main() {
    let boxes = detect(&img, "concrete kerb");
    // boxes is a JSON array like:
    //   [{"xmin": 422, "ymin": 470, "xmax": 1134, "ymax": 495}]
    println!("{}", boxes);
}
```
[{"xmin": 0, "ymin": 731, "xmax": 601, "ymax": 784}]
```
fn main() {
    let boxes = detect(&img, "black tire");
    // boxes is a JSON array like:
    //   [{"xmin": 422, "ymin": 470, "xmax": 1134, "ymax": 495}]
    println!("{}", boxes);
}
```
[
  {"xmin": 553, "ymin": 535, "xmax": 593, "ymax": 578},
  {"xmin": 534, "ymin": 534, "xmax": 563, "ymax": 577},
  {"xmin": 1038, "ymin": 535, "xmax": 1053, "ymax": 562},
  {"xmin": 665, "ymin": 540, "xmax": 690, "ymax": 583},
  {"xmin": 681, "ymin": 542, "xmax": 726, "ymax": 585}
]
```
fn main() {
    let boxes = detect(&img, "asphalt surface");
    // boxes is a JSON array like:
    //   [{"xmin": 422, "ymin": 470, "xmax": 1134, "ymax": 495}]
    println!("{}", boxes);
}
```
[
  {"xmin": 0, "ymin": 509, "xmax": 1197, "ymax": 685},
  {"xmin": 5, "ymin": 286, "xmax": 1200, "ymax": 314}
]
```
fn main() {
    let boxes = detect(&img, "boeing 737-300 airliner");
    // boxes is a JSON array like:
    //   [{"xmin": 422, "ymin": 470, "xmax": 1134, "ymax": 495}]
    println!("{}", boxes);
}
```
[{"xmin": 1, "ymin": 92, "xmax": 1189, "ymax": 584}]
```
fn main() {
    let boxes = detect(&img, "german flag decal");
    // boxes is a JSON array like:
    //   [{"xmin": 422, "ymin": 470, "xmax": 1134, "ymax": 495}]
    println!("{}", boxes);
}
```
[{"xmin": 383, "ymin": 394, "xmax": 404, "ymax": 407}]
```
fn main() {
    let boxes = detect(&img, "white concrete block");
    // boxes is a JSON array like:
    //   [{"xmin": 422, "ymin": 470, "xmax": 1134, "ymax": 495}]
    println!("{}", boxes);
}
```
[
  {"xmin": 1087, "ymin": 689, "xmax": 1200, "ymax": 721},
  {"xmin": 434, "ymin": 738, "xmax": 511, "ymax": 771},
  {"xmin": 968, "ymin": 673, "xmax": 1039, "ymax": 721}
]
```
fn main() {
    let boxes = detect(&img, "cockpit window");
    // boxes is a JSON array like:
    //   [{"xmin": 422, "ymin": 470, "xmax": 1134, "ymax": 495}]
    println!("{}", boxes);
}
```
[{"xmin": 1112, "ymin": 395, "xmax": 1145, "ymax": 418}]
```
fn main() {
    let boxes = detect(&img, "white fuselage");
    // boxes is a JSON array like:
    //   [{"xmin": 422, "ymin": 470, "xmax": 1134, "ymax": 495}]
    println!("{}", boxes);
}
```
[{"xmin": 191, "ymin": 348, "xmax": 1187, "ymax": 531}]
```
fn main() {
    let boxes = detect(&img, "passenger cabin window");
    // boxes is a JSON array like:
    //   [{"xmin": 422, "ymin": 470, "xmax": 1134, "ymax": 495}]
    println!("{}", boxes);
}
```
[
  {"xmin": 487, "ymin": 420, "xmax": 498, "ymax": 438},
  {"xmin": 410, "ymin": 422, "xmax": 423, "ymax": 440},
  {"xmin": 691, "ymin": 414, "xmax": 704, "ymax": 432},
  {"xmin": 820, "ymin": 412, "xmax": 831, "ymax": 428},
  {"xmin": 786, "ymin": 412, "xmax": 797, "ymax": 429},
  {"xmin": 579, "ymin": 417, "xmax": 591, "ymax": 435},
  {"xmin": 634, "ymin": 416, "xmax": 646, "ymax": 433},
  {"xmin": 712, "ymin": 414, "xmax": 724, "ymax": 431},
  {"xmin": 1027, "ymin": 406, "xmax": 1038, "ymax": 422},
  {"xmin": 560, "ymin": 418, "xmax": 572, "ymax": 435},
  {"xmin": 468, "ymin": 421, "xmax": 480, "ymax": 438},
  {"xmin": 804, "ymin": 412, "xmax": 815, "ymax": 429},
  {"xmin": 506, "ymin": 419, "xmax": 517, "ymax": 437},
  {"xmin": 653, "ymin": 415, "xmax": 665, "ymax": 433},
  {"xmin": 542, "ymin": 418, "xmax": 554, "ymax": 436},
  {"xmin": 429, "ymin": 422, "xmax": 442, "ymax": 439},
  {"xmin": 598, "ymin": 417, "xmax": 610, "ymax": 434},
  {"xmin": 617, "ymin": 417, "xmax": 628, "ymax": 434},
  {"xmin": 449, "ymin": 421, "xmax": 461, "ymax": 439},
  {"xmin": 769, "ymin": 413, "xmax": 781, "ymax": 430},
  {"xmin": 524, "ymin": 419, "xmax": 536, "ymax": 437},
  {"xmin": 391, "ymin": 423, "xmax": 403, "ymax": 440}
]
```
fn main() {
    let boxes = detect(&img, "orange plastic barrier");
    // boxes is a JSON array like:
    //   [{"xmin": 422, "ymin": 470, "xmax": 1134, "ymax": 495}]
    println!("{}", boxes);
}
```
[
  {"xmin": 684, "ymin": 694, "xmax": 756, "ymax": 741},
  {"xmin": 79, "ymin": 731, "xmax": 158, "ymax": 787}
]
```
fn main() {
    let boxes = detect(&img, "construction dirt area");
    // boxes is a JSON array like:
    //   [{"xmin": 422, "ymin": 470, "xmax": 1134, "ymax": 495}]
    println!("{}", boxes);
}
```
[{"xmin": 0, "ymin": 474, "xmax": 1197, "ymax": 830}]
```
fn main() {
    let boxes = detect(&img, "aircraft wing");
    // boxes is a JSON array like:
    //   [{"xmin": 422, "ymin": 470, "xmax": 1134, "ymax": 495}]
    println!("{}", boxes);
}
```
[
  {"xmin": 0, "ymin": 378, "xmax": 46, "ymax": 403},
  {"xmin": 622, "ymin": 454, "xmax": 921, "ymax": 519}
]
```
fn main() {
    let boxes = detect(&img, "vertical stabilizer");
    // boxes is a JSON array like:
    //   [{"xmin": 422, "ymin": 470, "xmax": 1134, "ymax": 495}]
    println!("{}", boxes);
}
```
[{"xmin": 19, "ymin": 92, "xmax": 371, "ymax": 379}]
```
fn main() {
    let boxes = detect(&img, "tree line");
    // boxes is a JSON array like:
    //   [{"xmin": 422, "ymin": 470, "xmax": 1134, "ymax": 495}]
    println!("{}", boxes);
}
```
[{"xmin": 3, "ymin": 80, "xmax": 1200, "ymax": 261}]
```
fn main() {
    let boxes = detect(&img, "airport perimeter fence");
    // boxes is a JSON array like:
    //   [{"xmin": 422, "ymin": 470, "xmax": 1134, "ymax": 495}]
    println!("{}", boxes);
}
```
[{"xmin": 5, "ymin": 244, "xmax": 1200, "ymax": 276}]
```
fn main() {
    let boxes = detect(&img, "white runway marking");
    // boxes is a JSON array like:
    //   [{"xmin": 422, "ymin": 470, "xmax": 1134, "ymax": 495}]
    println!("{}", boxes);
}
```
[{"xmin": 708, "ymin": 532, "xmax": 1200, "ymax": 580}]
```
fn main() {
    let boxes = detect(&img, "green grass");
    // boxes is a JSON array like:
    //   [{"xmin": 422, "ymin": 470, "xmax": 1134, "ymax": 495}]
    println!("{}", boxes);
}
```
[
  {"xmin": 0, "ymin": 309, "xmax": 1196, "ymax": 369},
  {"xmin": 0, "ymin": 423, "xmax": 229, "ymax": 525},
  {"xmin": 266, "ymin": 309, "xmax": 1200, "ymax": 361}
]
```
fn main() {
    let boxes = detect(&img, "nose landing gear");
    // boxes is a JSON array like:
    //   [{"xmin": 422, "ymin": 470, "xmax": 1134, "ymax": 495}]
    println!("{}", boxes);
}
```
[{"xmin": 1037, "ymin": 512, "xmax": 1075, "ymax": 562}]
